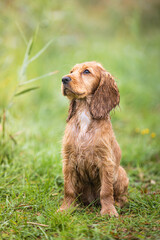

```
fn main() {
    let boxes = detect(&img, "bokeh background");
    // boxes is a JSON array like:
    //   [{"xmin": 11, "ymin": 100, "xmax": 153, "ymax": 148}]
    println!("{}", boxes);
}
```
[
  {"xmin": 0, "ymin": 0, "xmax": 160, "ymax": 239},
  {"xmin": 1, "ymin": 0, "xmax": 160, "ymax": 162}
]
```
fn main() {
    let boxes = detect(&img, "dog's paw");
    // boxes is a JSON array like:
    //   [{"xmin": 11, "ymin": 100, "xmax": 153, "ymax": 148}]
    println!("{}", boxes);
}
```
[
  {"xmin": 115, "ymin": 196, "xmax": 128, "ymax": 208},
  {"xmin": 57, "ymin": 205, "xmax": 71, "ymax": 213},
  {"xmin": 57, "ymin": 207, "xmax": 65, "ymax": 213},
  {"xmin": 57, "ymin": 203, "xmax": 78, "ymax": 213},
  {"xmin": 100, "ymin": 205, "xmax": 119, "ymax": 217}
]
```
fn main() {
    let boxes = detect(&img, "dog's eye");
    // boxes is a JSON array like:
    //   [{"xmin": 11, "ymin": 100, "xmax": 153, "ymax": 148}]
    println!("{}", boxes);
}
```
[{"xmin": 83, "ymin": 69, "xmax": 90, "ymax": 74}]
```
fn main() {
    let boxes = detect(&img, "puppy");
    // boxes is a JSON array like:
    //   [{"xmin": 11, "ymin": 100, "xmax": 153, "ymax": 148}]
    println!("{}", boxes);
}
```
[{"xmin": 59, "ymin": 61, "xmax": 129, "ymax": 216}]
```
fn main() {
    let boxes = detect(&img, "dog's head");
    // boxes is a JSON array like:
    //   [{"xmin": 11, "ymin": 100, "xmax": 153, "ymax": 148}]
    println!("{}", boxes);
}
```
[{"xmin": 62, "ymin": 61, "xmax": 120, "ymax": 120}]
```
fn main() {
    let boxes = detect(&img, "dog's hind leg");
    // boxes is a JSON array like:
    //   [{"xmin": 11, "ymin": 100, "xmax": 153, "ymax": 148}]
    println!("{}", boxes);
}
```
[{"xmin": 113, "ymin": 166, "xmax": 129, "ymax": 208}]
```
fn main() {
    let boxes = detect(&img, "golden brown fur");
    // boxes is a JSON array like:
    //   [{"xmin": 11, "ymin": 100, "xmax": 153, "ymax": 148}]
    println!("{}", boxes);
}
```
[{"xmin": 59, "ymin": 61, "xmax": 129, "ymax": 216}]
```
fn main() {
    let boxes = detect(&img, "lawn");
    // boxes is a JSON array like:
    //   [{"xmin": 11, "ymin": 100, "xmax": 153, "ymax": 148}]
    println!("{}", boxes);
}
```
[{"xmin": 0, "ymin": 1, "xmax": 160, "ymax": 239}]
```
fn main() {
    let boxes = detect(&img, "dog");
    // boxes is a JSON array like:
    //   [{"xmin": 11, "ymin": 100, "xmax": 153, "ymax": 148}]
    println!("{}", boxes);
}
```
[{"xmin": 59, "ymin": 61, "xmax": 129, "ymax": 217}]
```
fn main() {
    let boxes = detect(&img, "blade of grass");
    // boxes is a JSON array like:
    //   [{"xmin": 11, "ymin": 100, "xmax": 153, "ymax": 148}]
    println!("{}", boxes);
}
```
[
  {"xmin": 18, "ymin": 38, "xmax": 34, "ymax": 82},
  {"xmin": 28, "ymin": 38, "xmax": 54, "ymax": 64},
  {"xmin": 9, "ymin": 134, "xmax": 17, "ymax": 145},
  {"xmin": 2, "ymin": 109, "xmax": 6, "ymax": 139},
  {"xmin": 27, "ymin": 222, "xmax": 49, "ymax": 227},
  {"xmin": 38, "ymin": 226, "xmax": 49, "ymax": 240},
  {"xmin": 16, "ymin": 22, "xmax": 28, "ymax": 45},
  {"xmin": 14, "ymin": 87, "xmax": 39, "ymax": 97},
  {"xmin": 19, "ymin": 71, "xmax": 58, "ymax": 86},
  {"xmin": 32, "ymin": 24, "xmax": 39, "ymax": 48}
]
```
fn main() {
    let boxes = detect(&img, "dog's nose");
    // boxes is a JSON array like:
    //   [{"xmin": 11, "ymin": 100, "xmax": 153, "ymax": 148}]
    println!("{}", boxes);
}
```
[{"xmin": 62, "ymin": 76, "xmax": 71, "ymax": 84}]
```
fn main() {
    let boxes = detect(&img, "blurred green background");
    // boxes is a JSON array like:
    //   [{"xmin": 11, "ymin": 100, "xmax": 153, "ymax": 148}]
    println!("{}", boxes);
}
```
[
  {"xmin": 0, "ymin": 0, "xmax": 160, "ymax": 239},
  {"xmin": 1, "ymin": 0, "xmax": 159, "ymax": 162}
]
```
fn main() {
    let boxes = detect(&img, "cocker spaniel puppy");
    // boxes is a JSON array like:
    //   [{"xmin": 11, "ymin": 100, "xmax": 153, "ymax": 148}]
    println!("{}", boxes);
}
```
[{"xmin": 59, "ymin": 61, "xmax": 129, "ymax": 217}]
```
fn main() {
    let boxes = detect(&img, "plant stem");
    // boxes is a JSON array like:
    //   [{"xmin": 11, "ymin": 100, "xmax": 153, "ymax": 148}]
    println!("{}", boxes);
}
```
[{"xmin": 2, "ymin": 109, "xmax": 6, "ymax": 139}]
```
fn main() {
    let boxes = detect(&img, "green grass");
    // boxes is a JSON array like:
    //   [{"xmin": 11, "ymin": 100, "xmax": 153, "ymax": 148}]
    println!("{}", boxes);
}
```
[{"xmin": 0, "ymin": 0, "xmax": 160, "ymax": 239}]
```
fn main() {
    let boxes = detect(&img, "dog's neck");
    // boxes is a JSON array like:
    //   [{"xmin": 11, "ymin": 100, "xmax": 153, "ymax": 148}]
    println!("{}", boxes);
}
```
[
  {"xmin": 67, "ymin": 95, "xmax": 110, "ymax": 124},
  {"xmin": 75, "ymin": 97, "xmax": 92, "ymax": 135},
  {"xmin": 75, "ymin": 95, "xmax": 92, "ymax": 115},
  {"xmin": 75, "ymin": 95, "xmax": 109, "ymax": 121}
]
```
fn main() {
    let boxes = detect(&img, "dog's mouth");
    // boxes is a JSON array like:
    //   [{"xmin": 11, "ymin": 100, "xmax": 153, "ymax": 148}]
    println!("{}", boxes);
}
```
[
  {"xmin": 63, "ymin": 86, "xmax": 85, "ymax": 98},
  {"xmin": 63, "ymin": 87, "xmax": 72, "ymax": 96}
]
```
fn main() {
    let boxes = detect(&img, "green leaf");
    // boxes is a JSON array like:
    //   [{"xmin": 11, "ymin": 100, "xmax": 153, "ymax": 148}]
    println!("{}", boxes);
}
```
[
  {"xmin": 18, "ymin": 38, "xmax": 34, "ymax": 82},
  {"xmin": 36, "ymin": 215, "xmax": 45, "ymax": 224},
  {"xmin": 32, "ymin": 24, "xmax": 39, "ymax": 48},
  {"xmin": 28, "ymin": 38, "xmax": 54, "ymax": 64},
  {"xmin": 14, "ymin": 87, "xmax": 39, "ymax": 97},
  {"xmin": 19, "ymin": 71, "xmax": 58, "ymax": 86},
  {"xmin": 16, "ymin": 21, "xmax": 28, "ymax": 45}
]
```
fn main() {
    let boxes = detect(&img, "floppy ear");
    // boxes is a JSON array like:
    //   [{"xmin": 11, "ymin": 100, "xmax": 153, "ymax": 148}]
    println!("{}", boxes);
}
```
[
  {"xmin": 66, "ymin": 100, "xmax": 76, "ymax": 122},
  {"xmin": 89, "ymin": 72, "xmax": 120, "ymax": 119}
]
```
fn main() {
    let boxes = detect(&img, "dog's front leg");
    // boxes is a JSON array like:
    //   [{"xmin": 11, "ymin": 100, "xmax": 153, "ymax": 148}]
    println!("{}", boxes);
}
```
[
  {"xmin": 100, "ymin": 162, "xmax": 118, "ymax": 217},
  {"xmin": 58, "ymin": 168, "xmax": 76, "ymax": 212}
]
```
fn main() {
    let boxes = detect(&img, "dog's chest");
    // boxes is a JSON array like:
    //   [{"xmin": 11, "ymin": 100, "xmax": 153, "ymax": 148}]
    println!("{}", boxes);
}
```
[{"xmin": 77, "ymin": 110, "xmax": 91, "ymax": 137}]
